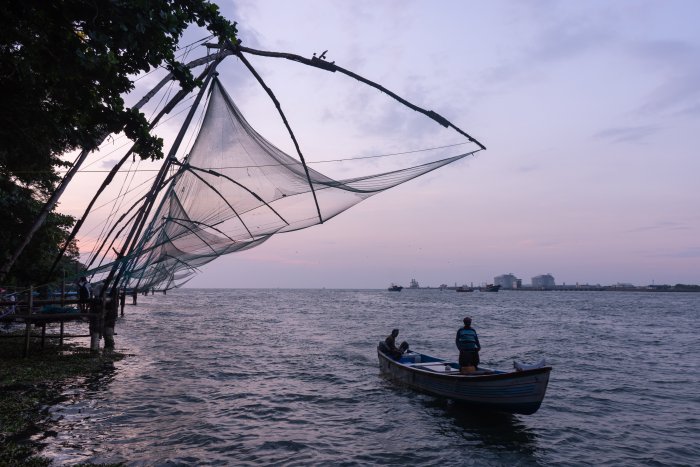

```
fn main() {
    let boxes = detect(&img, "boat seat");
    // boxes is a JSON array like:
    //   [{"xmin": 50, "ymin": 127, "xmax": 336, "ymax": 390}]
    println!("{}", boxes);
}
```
[{"xmin": 415, "ymin": 362, "xmax": 457, "ymax": 373}]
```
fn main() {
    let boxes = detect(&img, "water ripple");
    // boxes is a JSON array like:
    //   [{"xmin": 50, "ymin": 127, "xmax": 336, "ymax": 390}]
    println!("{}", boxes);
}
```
[{"xmin": 34, "ymin": 289, "xmax": 700, "ymax": 466}]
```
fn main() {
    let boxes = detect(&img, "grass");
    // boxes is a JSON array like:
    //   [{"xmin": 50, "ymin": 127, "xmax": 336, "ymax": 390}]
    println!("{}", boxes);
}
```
[{"xmin": 0, "ymin": 329, "xmax": 125, "ymax": 466}]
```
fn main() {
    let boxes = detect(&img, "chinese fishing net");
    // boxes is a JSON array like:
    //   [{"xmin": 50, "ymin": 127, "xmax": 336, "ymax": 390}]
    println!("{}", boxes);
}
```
[{"xmin": 109, "ymin": 78, "xmax": 478, "ymax": 291}]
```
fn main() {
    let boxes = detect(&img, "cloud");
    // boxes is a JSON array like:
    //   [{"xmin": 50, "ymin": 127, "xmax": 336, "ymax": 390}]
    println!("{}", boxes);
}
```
[
  {"xmin": 628, "ymin": 40, "xmax": 700, "ymax": 118},
  {"xmin": 643, "ymin": 246, "xmax": 700, "ymax": 259},
  {"xmin": 677, "ymin": 101, "xmax": 700, "ymax": 118},
  {"xmin": 477, "ymin": 5, "xmax": 700, "ymax": 131},
  {"xmin": 668, "ymin": 247, "xmax": 700, "ymax": 258},
  {"xmin": 594, "ymin": 125, "xmax": 661, "ymax": 144},
  {"xmin": 479, "ymin": 4, "xmax": 618, "ymax": 90},
  {"xmin": 514, "ymin": 164, "xmax": 541, "ymax": 174},
  {"xmin": 637, "ymin": 71, "xmax": 700, "ymax": 118},
  {"xmin": 630, "ymin": 39, "xmax": 696, "ymax": 66},
  {"xmin": 627, "ymin": 220, "xmax": 691, "ymax": 233},
  {"xmin": 516, "ymin": 238, "xmax": 561, "ymax": 249},
  {"xmin": 217, "ymin": 1, "xmax": 259, "ymax": 48},
  {"xmin": 317, "ymin": 78, "xmax": 470, "ymax": 154},
  {"xmin": 529, "ymin": 16, "xmax": 615, "ymax": 63}
]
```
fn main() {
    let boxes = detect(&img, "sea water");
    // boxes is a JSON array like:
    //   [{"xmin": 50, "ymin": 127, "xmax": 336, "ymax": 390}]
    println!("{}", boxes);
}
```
[{"xmin": 36, "ymin": 289, "xmax": 699, "ymax": 466}]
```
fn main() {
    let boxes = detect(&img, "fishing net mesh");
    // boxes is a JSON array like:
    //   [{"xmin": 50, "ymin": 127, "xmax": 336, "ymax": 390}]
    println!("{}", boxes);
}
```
[{"xmin": 119, "ymin": 79, "xmax": 473, "ymax": 290}]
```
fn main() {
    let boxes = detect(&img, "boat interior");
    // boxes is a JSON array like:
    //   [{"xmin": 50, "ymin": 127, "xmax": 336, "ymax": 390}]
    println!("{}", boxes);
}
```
[{"xmin": 398, "ymin": 352, "xmax": 505, "ymax": 375}]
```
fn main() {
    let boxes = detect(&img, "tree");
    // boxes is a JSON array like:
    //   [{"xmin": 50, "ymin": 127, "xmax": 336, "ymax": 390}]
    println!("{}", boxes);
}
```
[
  {"xmin": 0, "ymin": 1, "xmax": 238, "ymax": 281},
  {"xmin": 0, "ymin": 176, "xmax": 82, "ymax": 286}
]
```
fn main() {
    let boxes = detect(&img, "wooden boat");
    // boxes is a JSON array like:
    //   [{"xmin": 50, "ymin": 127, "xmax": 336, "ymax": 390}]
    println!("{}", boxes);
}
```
[
  {"xmin": 377, "ymin": 346, "xmax": 551, "ymax": 415},
  {"xmin": 387, "ymin": 284, "xmax": 403, "ymax": 291}
]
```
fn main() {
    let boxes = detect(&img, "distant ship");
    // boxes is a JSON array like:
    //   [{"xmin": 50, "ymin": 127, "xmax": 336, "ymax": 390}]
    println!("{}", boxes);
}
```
[
  {"xmin": 388, "ymin": 284, "xmax": 403, "ymax": 292},
  {"xmin": 456, "ymin": 286, "xmax": 474, "ymax": 292},
  {"xmin": 409, "ymin": 278, "xmax": 419, "ymax": 289},
  {"xmin": 480, "ymin": 284, "xmax": 502, "ymax": 292}
]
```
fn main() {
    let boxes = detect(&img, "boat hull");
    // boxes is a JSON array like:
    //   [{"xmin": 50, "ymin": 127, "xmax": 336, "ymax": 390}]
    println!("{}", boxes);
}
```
[{"xmin": 378, "ymin": 348, "xmax": 551, "ymax": 415}]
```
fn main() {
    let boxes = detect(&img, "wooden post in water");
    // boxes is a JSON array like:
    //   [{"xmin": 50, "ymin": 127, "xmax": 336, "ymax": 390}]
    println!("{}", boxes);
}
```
[
  {"xmin": 23, "ymin": 321, "xmax": 31, "ymax": 357},
  {"xmin": 23, "ymin": 285, "xmax": 34, "ymax": 357},
  {"xmin": 60, "ymin": 274, "xmax": 65, "ymax": 349},
  {"xmin": 90, "ymin": 298, "xmax": 102, "ymax": 352},
  {"xmin": 61, "ymin": 273, "xmax": 65, "ymax": 307}
]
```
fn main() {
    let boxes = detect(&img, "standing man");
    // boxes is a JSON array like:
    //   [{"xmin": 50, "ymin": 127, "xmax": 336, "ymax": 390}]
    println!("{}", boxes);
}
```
[
  {"xmin": 78, "ymin": 276, "xmax": 91, "ymax": 312},
  {"xmin": 119, "ymin": 289, "xmax": 126, "ymax": 316},
  {"xmin": 8, "ymin": 292, "xmax": 16, "ymax": 314},
  {"xmin": 456, "ymin": 316, "xmax": 481, "ymax": 373}
]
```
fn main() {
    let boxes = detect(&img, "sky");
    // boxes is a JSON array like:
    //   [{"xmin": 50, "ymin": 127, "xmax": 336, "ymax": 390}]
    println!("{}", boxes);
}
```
[{"xmin": 61, "ymin": 0, "xmax": 700, "ymax": 288}]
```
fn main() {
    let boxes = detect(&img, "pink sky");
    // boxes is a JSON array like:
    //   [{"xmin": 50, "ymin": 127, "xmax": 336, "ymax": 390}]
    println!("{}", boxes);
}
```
[{"xmin": 61, "ymin": 0, "xmax": 699, "ymax": 288}]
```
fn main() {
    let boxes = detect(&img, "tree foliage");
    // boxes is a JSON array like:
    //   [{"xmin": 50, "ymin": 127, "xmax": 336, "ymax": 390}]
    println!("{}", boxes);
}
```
[
  {"xmin": 0, "ymin": 0, "xmax": 238, "ymax": 194},
  {"xmin": 0, "ymin": 0, "xmax": 238, "ymax": 284},
  {"xmin": 0, "ymin": 177, "xmax": 82, "ymax": 286}
]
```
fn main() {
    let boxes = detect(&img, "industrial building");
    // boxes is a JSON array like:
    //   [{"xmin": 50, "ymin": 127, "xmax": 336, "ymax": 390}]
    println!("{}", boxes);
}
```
[
  {"xmin": 532, "ymin": 274, "xmax": 556, "ymax": 288},
  {"xmin": 494, "ymin": 273, "xmax": 521, "ymax": 289}
]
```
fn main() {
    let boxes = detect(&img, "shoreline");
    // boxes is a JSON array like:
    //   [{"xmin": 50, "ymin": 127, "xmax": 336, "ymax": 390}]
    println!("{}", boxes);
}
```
[{"xmin": 0, "ymin": 334, "xmax": 124, "ymax": 466}]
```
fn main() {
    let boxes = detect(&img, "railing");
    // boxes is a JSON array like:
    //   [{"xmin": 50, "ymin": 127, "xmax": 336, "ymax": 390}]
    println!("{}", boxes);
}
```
[{"xmin": 1, "ymin": 288, "xmax": 99, "ymax": 357}]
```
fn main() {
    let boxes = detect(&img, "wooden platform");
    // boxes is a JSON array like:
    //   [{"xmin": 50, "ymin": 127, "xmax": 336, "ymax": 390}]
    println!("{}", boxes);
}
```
[{"xmin": 1, "ymin": 311, "xmax": 97, "ymax": 356}]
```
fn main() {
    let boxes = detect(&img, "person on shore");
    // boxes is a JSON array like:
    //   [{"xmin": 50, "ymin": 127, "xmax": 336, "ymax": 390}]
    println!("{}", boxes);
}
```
[
  {"xmin": 119, "ymin": 290, "xmax": 126, "ymax": 316},
  {"xmin": 8, "ymin": 293, "xmax": 16, "ymax": 314},
  {"xmin": 456, "ymin": 316, "xmax": 481, "ymax": 373},
  {"xmin": 78, "ymin": 277, "xmax": 91, "ymax": 312}
]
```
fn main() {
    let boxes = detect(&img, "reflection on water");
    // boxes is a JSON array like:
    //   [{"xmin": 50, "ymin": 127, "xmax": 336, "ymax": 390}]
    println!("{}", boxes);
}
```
[
  {"xmin": 34, "ymin": 289, "xmax": 700, "ymax": 466},
  {"xmin": 436, "ymin": 399, "xmax": 538, "ymax": 452},
  {"xmin": 83, "ymin": 360, "xmax": 117, "ymax": 392}
]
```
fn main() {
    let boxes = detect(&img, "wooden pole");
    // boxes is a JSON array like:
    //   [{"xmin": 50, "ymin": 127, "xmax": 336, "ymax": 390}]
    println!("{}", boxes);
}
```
[
  {"xmin": 236, "ymin": 45, "xmax": 486, "ymax": 150},
  {"xmin": 61, "ymin": 271, "xmax": 65, "ymax": 307},
  {"xmin": 23, "ymin": 320, "xmax": 31, "ymax": 358}
]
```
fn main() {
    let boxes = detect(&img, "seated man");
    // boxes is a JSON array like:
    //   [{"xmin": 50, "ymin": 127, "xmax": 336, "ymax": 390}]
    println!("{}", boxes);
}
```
[{"xmin": 383, "ymin": 328, "xmax": 408, "ymax": 359}]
